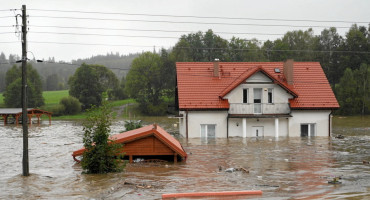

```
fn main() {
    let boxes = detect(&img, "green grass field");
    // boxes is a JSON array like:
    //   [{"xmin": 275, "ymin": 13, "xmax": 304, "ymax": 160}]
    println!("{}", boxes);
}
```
[
  {"xmin": 42, "ymin": 90, "xmax": 70, "ymax": 105},
  {"xmin": 0, "ymin": 94, "xmax": 3, "ymax": 107}
]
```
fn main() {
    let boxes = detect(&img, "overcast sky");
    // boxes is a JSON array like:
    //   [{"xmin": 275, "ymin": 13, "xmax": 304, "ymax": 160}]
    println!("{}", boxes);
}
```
[{"xmin": 1, "ymin": 0, "xmax": 369, "ymax": 61}]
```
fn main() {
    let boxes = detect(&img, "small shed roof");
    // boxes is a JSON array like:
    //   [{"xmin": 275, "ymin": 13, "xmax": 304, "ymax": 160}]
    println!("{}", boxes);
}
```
[{"xmin": 72, "ymin": 124, "xmax": 187, "ymax": 161}]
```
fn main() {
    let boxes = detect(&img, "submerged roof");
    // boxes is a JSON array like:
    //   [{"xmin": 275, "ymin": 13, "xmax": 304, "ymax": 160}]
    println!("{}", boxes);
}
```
[
  {"xmin": 176, "ymin": 62, "xmax": 339, "ymax": 110},
  {"xmin": 72, "ymin": 124, "xmax": 187, "ymax": 159}
]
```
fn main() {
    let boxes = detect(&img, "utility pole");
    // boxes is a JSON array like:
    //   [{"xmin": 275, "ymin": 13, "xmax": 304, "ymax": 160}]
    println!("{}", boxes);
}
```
[{"xmin": 21, "ymin": 4, "xmax": 29, "ymax": 176}]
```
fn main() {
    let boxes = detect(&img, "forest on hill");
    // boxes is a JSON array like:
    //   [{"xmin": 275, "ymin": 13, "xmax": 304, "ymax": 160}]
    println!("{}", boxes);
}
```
[{"xmin": 0, "ymin": 52, "xmax": 139, "ymax": 92}]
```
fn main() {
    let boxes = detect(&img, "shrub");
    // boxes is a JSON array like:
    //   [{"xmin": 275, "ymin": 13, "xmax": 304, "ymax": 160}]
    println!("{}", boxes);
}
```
[
  {"xmin": 81, "ymin": 103, "xmax": 126, "ymax": 174},
  {"xmin": 124, "ymin": 120, "xmax": 143, "ymax": 131},
  {"xmin": 59, "ymin": 96, "xmax": 81, "ymax": 115},
  {"xmin": 51, "ymin": 104, "xmax": 66, "ymax": 116}
]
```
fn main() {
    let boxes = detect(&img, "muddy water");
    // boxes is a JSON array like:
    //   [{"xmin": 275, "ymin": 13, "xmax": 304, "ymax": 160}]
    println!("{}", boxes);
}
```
[{"xmin": 0, "ymin": 116, "xmax": 369, "ymax": 199}]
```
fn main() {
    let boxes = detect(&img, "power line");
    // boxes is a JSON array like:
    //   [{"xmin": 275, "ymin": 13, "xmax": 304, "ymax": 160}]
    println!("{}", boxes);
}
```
[
  {"xmin": 0, "ymin": 41, "xmax": 18, "ymax": 43},
  {"xmin": 27, "ymin": 41, "xmax": 370, "ymax": 54},
  {"xmin": 30, "ymin": 31, "xmax": 180, "ymax": 39},
  {"xmin": 29, "ymin": 31, "xmax": 268, "ymax": 41},
  {"xmin": 31, "ymin": 15, "xmax": 354, "ymax": 29},
  {"xmin": 29, "ymin": 25, "xmax": 287, "ymax": 36},
  {"xmin": 29, "ymin": 41, "xmax": 158, "ymax": 48},
  {"xmin": 28, "ymin": 8, "xmax": 369, "ymax": 24}
]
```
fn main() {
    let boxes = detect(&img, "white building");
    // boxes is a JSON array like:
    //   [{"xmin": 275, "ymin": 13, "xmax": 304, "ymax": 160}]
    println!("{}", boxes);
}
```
[{"xmin": 176, "ymin": 60, "xmax": 339, "ymax": 138}]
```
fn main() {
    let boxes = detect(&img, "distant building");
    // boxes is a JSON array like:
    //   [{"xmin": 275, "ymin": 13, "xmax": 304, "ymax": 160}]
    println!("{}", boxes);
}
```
[{"xmin": 176, "ymin": 59, "xmax": 339, "ymax": 138}]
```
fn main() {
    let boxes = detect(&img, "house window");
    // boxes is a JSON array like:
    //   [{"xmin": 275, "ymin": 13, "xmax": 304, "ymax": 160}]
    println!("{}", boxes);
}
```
[
  {"xmin": 253, "ymin": 88, "xmax": 262, "ymax": 114},
  {"xmin": 243, "ymin": 88, "xmax": 248, "ymax": 103},
  {"xmin": 268, "ymin": 88, "xmax": 273, "ymax": 104},
  {"xmin": 200, "ymin": 124, "xmax": 216, "ymax": 138},
  {"xmin": 301, "ymin": 123, "xmax": 316, "ymax": 137}
]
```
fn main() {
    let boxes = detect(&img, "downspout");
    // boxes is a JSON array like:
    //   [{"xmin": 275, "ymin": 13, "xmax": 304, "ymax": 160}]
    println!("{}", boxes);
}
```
[
  {"xmin": 186, "ymin": 110, "xmax": 188, "ymax": 139},
  {"xmin": 227, "ymin": 115, "xmax": 229, "ymax": 138},
  {"xmin": 329, "ymin": 110, "xmax": 333, "ymax": 137}
]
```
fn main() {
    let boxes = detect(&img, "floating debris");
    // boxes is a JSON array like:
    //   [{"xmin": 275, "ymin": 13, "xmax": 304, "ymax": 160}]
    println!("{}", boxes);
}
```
[
  {"xmin": 335, "ymin": 135, "xmax": 345, "ymax": 139},
  {"xmin": 225, "ymin": 168, "xmax": 235, "ymax": 173},
  {"xmin": 328, "ymin": 177, "xmax": 342, "ymax": 184}
]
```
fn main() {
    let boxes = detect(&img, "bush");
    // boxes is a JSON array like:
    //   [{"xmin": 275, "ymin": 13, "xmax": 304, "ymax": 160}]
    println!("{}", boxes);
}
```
[
  {"xmin": 81, "ymin": 103, "xmax": 126, "ymax": 174},
  {"xmin": 124, "ymin": 120, "xmax": 143, "ymax": 131},
  {"xmin": 60, "ymin": 96, "xmax": 81, "ymax": 115},
  {"xmin": 51, "ymin": 104, "xmax": 66, "ymax": 116}
]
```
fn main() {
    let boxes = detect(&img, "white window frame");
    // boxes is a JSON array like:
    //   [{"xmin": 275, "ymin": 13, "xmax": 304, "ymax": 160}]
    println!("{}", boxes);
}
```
[{"xmin": 200, "ymin": 124, "xmax": 216, "ymax": 138}]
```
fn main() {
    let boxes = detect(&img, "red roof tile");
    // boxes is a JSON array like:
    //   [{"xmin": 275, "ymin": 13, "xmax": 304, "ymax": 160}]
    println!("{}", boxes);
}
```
[
  {"xmin": 72, "ymin": 124, "xmax": 187, "ymax": 160},
  {"xmin": 176, "ymin": 62, "xmax": 339, "ymax": 110}
]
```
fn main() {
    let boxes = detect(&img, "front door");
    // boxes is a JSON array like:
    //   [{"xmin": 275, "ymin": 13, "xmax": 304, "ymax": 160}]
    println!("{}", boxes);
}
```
[{"xmin": 252, "ymin": 126, "xmax": 264, "ymax": 137}]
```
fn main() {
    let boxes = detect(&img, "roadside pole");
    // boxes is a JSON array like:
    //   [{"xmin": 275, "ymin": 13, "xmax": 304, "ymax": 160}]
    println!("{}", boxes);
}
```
[{"xmin": 21, "ymin": 4, "xmax": 29, "ymax": 176}]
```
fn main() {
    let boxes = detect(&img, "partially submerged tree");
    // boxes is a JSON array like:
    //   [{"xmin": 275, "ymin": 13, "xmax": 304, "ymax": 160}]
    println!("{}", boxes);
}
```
[{"xmin": 81, "ymin": 103, "xmax": 125, "ymax": 174}]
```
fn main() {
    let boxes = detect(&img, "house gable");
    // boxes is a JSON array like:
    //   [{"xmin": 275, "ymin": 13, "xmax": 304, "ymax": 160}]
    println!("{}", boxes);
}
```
[{"xmin": 245, "ymin": 72, "xmax": 273, "ymax": 83}]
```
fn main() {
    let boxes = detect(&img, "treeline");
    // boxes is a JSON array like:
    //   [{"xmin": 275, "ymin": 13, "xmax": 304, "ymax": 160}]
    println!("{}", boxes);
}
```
[{"xmin": 0, "ymin": 52, "xmax": 139, "ymax": 92}]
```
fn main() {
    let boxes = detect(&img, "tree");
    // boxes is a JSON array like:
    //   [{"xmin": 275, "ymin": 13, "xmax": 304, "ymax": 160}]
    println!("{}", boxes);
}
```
[
  {"xmin": 125, "ymin": 52, "xmax": 169, "ymax": 115},
  {"xmin": 3, "ymin": 64, "xmax": 44, "ymax": 108},
  {"xmin": 69, "ymin": 63, "xmax": 119, "ymax": 109},
  {"xmin": 336, "ymin": 64, "xmax": 370, "ymax": 115},
  {"xmin": 314, "ymin": 27, "xmax": 343, "ymax": 85},
  {"xmin": 81, "ymin": 103, "xmax": 125, "ymax": 174},
  {"xmin": 46, "ymin": 74, "xmax": 59, "ymax": 91},
  {"xmin": 3, "ymin": 78, "xmax": 43, "ymax": 108}
]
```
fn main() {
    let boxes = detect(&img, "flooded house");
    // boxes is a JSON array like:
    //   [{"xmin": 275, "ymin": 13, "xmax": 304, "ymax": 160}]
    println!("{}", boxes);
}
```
[{"xmin": 176, "ymin": 59, "xmax": 339, "ymax": 138}]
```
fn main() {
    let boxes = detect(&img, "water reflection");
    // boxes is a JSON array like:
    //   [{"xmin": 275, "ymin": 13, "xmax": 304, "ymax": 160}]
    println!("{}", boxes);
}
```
[{"xmin": 0, "ymin": 118, "xmax": 369, "ymax": 199}]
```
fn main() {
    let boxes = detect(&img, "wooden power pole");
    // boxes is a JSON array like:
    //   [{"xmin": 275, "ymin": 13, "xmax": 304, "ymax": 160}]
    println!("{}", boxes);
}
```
[{"xmin": 21, "ymin": 4, "xmax": 29, "ymax": 176}]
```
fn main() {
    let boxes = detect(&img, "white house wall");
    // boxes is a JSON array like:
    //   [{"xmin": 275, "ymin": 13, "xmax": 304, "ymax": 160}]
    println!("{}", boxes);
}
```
[
  {"xmin": 228, "ymin": 118, "xmax": 289, "ymax": 137},
  {"xmin": 224, "ymin": 74, "xmax": 293, "ymax": 104},
  {"xmin": 179, "ymin": 111, "xmax": 229, "ymax": 138},
  {"xmin": 289, "ymin": 110, "xmax": 331, "ymax": 137},
  {"xmin": 179, "ymin": 110, "xmax": 330, "ymax": 138}
]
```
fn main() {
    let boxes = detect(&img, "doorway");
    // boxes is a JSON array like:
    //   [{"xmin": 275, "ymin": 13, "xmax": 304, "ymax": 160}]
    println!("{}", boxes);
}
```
[{"xmin": 252, "ymin": 126, "xmax": 264, "ymax": 137}]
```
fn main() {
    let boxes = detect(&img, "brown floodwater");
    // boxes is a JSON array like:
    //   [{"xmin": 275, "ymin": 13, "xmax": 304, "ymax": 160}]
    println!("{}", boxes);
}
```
[{"xmin": 0, "ymin": 116, "xmax": 369, "ymax": 199}]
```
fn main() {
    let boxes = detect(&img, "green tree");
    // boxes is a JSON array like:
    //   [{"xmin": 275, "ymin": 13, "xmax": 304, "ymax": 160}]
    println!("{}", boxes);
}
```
[
  {"xmin": 3, "ymin": 78, "xmax": 43, "ymax": 108},
  {"xmin": 81, "ymin": 103, "xmax": 125, "ymax": 174},
  {"xmin": 69, "ymin": 63, "xmax": 119, "ymax": 109},
  {"xmin": 46, "ymin": 74, "xmax": 59, "ymax": 91},
  {"xmin": 3, "ymin": 64, "xmax": 44, "ymax": 108},
  {"xmin": 125, "ymin": 52, "xmax": 169, "ymax": 115},
  {"xmin": 314, "ymin": 27, "xmax": 343, "ymax": 85},
  {"xmin": 336, "ymin": 65, "xmax": 370, "ymax": 115}
]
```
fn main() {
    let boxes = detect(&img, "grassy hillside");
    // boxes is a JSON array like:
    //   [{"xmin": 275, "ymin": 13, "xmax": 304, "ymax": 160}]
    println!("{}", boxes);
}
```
[{"xmin": 42, "ymin": 90, "xmax": 69, "ymax": 105}]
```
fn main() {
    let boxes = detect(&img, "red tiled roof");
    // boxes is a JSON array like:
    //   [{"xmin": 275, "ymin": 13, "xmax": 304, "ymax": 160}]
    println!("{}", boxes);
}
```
[
  {"xmin": 176, "ymin": 62, "xmax": 339, "ymax": 110},
  {"xmin": 72, "ymin": 124, "xmax": 187, "ymax": 159}
]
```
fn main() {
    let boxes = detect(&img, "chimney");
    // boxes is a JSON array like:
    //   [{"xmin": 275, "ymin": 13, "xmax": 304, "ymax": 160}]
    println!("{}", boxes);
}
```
[
  {"xmin": 283, "ymin": 59, "xmax": 294, "ymax": 85},
  {"xmin": 213, "ymin": 58, "xmax": 220, "ymax": 77}
]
